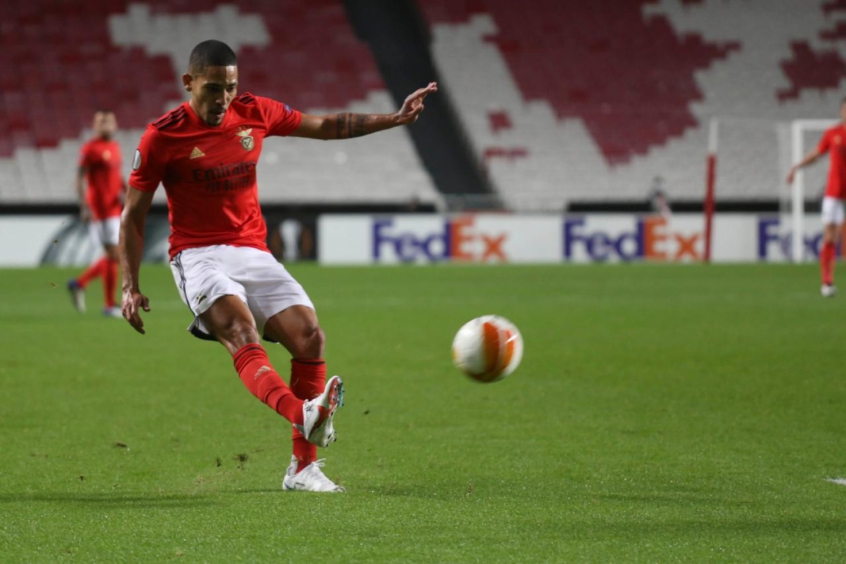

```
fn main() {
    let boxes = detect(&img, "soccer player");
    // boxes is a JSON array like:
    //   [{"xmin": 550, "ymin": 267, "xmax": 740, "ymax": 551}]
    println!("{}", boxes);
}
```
[
  {"xmin": 787, "ymin": 97, "xmax": 846, "ymax": 297},
  {"xmin": 67, "ymin": 110, "xmax": 125, "ymax": 316},
  {"xmin": 121, "ymin": 40, "xmax": 437, "ymax": 492}
]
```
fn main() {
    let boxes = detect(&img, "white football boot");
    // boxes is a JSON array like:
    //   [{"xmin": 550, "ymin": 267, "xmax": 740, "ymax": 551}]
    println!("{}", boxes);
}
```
[
  {"xmin": 821, "ymin": 284, "xmax": 837, "ymax": 298},
  {"xmin": 297, "ymin": 375, "xmax": 344, "ymax": 448},
  {"xmin": 67, "ymin": 280, "xmax": 86, "ymax": 313},
  {"xmin": 283, "ymin": 455, "xmax": 345, "ymax": 492},
  {"xmin": 102, "ymin": 306, "xmax": 123, "ymax": 318}
]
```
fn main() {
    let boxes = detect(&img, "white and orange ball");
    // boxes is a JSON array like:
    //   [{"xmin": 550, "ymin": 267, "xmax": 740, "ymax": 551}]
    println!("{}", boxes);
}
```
[{"xmin": 451, "ymin": 315, "xmax": 523, "ymax": 383}]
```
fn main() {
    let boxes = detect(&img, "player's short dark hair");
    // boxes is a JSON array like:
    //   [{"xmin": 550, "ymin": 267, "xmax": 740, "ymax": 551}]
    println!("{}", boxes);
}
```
[
  {"xmin": 94, "ymin": 109, "xmax": 114, "ymax": 115},
  {"xmin": 188, "ymin": 40, "xmax": 237, "ymax": 75}
]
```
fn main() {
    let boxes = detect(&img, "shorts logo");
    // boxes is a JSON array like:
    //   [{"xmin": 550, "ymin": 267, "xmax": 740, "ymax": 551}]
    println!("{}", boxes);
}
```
[
  {"xmin": 237, "ymin": 128, "xmax": 254, "ymax": 151},
  {"xmin": 254, "ymin": 366, "xmax": 272, "ymax": 380},
  {"xmin": 189, "ymin": 147, "xmax": 205, "ymax": 159},
  {"xmin": 196, "ymin": 294, "xmax": 207, "ymax": 305},
  {"xmin": 132, "ymin": 149, "xmax": 141, "ymax": 170}
]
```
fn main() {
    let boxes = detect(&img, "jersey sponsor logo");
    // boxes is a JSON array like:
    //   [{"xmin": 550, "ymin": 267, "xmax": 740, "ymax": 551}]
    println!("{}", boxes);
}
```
[
  {"xmin": 236, "ymin": 127, "xmax": 255, "ymax": 151},
  {"xmin": 372, "ymin": 217, "xmax": 508, "ymax": 262},
  {"xmin": 132, "ymin": 149, "xmax": 141, "ymax": 170},
  {"xmin": 102, "ymin": 150, "xmax": 111, "ymax": 161},
  {"xmin": 191, "ymin": 161, "xmax": 258, "ymax": 192},
  {"xmin": 189, "ymin": 147, "xmax": 205, "ymax": 159}
]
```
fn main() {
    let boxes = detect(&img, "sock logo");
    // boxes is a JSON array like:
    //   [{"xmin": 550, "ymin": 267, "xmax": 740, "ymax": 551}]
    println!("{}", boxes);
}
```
[{"xmin": 255, "ymin": 366, "xmax": 272, "ymax": 380}]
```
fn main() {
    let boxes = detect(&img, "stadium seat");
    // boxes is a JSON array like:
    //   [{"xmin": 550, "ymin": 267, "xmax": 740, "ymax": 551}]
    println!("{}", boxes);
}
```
[
  {"xmin": 0, "ymin": 0, "xmax": 438, "ymax": 205},
  {"xmin": 421, "ymin": 0, "xmax": 846, "ymax": 208}
]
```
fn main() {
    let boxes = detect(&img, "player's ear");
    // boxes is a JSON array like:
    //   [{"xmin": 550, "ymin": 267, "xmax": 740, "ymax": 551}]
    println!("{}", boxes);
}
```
[{"xmin": 182, "ymin": 73, "xmax": 194, "ymax": 92}]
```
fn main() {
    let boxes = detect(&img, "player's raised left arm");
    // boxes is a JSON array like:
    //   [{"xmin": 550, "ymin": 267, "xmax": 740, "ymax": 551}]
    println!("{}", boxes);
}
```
[{"xmin": 291, "ymin": 82, "xmax": 438, "ymax": 140}]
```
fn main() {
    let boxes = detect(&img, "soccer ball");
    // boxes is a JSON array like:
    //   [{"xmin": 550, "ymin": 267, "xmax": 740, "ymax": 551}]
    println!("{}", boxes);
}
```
[{"xmin": 451, "ymin": 315, "xmax": 523, "ymax": 383}]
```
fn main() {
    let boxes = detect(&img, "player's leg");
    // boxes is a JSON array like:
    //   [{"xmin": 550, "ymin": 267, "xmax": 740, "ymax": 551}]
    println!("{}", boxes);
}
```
[
  {"xmin": 264, "ymin": 306, "xmax": 327, "ymax": 471},
  {"xmin": 198, "ymin": 296, "xmax": 307, "ymax": 426},
  {"xmin": 68, "ymin": 219, "xmax": 107, "ymax": 313},
  {"xmin": 100, "ymin": 217, "xmax": 121, "ymax": 316},
  {"xmin": 241, "ymin": 250, "xmax": 344, "ymax": 492},
  {"xmin": 820, "ymin": 197, "xmax": 843, "ymax": 296},
  {"xmin": 169, "ymin": 247, "xmax": 334, "ymax": 448}
]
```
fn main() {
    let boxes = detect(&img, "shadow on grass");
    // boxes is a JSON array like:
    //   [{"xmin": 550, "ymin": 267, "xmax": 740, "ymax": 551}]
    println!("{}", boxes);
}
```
[{"xmin": 0, "ymin": 493, "xmax": 216, "ymax": 509}]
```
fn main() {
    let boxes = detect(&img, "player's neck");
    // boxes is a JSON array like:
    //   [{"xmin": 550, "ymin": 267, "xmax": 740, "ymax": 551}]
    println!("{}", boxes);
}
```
[{"xmin": 188, "ymin": 99, "xmax": 222, "ymax": 128}]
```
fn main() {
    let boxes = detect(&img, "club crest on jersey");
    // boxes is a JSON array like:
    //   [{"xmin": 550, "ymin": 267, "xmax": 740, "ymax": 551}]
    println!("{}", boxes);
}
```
[{"xmin": 236, "ymin": 128, "xmax": 254, "ymax": 151}]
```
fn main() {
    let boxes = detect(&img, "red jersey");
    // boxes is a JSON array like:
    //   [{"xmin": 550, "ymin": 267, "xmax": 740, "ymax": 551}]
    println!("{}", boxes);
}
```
[
  {"xmin": 129, "ymin": 93, "xmax": 302, "ymax": 259},
  {"xmin": 79, "ymin": 137, "xmax": 123, "ymax": 220},
  {"xmin": 817, "ymin": 124, "xmax": 846, "ymax": 199}
]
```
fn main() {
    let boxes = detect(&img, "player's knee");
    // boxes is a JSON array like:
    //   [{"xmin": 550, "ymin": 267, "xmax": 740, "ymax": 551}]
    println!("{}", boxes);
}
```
[
  {"xmin": 105, "ymin": 245, "xmax": 119, "ymax": 261},
  {"xmin": 218, "ymin": 318, "xmax": 260, "ymax": 350},
  {"xmin": 293, "ymin": 323, "xmax": 324, "ymax": 358}
]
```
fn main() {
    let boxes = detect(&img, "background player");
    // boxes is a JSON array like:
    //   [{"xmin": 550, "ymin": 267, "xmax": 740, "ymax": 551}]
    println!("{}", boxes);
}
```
[
  {"xmin": 786, "ymin": 97, "xmax": 846, "ymax": 297},
  {"xmin": 120, "ymin": 40, "xmax": 437, "ymax": 492},
  {"xmin": 67, "ymin": 110, "xmax": 125, "ymax": 316}
]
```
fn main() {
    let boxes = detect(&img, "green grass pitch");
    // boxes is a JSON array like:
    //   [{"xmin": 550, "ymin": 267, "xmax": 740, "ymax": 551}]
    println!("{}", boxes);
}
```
[{"xmin": 1, "ymin": 263, "xmax": 846, "ymax": 562}]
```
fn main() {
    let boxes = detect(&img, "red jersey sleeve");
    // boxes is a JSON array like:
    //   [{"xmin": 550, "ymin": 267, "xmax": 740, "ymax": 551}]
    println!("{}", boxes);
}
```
[
  {"xmin": 129, "ymin": 126, "xmax": 166, "ymax": 193},
  {"xmin": 818, "ymin": 129, "xmax": 833, "ymax": 154},
  {"xmin": 256, "ymin": 95, "xmax": 302, "ymax": 137},
  {"xmin": 78, "ymin": 142, "xmax": 93, "ymax": 168}
]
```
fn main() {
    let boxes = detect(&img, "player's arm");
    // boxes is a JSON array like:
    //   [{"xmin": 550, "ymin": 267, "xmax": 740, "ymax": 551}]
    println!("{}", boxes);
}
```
[
  {"xmin": 787, "ymin": 148, "xmax": 823, "ymax": 184},
  {"xmin": 75, "ymin": 166, "xmax": 91, "ymax": 221},
  {"xmin": 291, "ymin": 82, "xmax": 438, "ymax": 140},
  {"xmin": 119, "ymin": 187, "xmax": 153, "ymax": 334}
]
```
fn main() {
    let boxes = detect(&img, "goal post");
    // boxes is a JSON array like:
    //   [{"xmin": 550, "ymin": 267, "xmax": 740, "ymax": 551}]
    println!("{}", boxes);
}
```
[{"xmin": 704, "ymin": 118, "xmax": 718, "ymax": 263}]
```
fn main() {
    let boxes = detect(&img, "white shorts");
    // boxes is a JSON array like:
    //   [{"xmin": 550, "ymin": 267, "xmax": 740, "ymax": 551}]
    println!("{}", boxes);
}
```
[
  {"xmin": 170, "ymin": 245, "xmax": 314, "ymax": 341},
  {"xmin": 88, "ymin": 216, "xmax": 120, "ymax": 247},
  {"xmin": 822, "ymin": 197, "xmax": 845, "ymax": 226}
]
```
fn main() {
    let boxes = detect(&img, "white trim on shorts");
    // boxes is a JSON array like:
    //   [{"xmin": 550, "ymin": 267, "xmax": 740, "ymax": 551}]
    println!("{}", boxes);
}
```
[
  {"xmin": 169, "ymin": 245, "xmax": 314, "ymax": 342},
  {"xmin": 822, "ymin": 197, "xmax": 845, "ymax": 226},
  {"xmin": 88, "ymin": 216, "xmax": 120, "ymax": 247}
]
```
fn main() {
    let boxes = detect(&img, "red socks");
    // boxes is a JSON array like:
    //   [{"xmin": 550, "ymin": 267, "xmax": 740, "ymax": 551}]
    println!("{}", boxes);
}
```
[
  {"xmin": 290, "ymin": 358, "xmax": 326, "ymax": 471},
  {"xmin": 77, "ymin": 257, "xmax": 106, "ymax": 288},
  {"xmin": 821, "ymin": 241, "xmax": 836, "ymax": 286},
  {"xmin": 233, "ymin": 344, "xmax": 303, "ymax": 426},
  {"xmin": 103, "ymin": 258, "xmax": 117, "ymax": 308},
  {"xmin": 76, "ymin": 257, "xmax": 118, "ymax": 307}
]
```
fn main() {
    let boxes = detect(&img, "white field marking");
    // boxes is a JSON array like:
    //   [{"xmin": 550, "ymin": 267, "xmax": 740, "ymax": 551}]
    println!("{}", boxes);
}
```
[{"xmin": 825, "ymin": 478, "xmax": 846, "ymax": 486}]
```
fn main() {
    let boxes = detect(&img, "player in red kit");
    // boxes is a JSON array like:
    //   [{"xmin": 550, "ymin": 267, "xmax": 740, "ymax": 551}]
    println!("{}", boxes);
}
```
[
  {"xmin": 68, "ymin": 110, "xmax": 125, "ymax": 316},
  {"xmin": 120, "ymin": 40, "xmax": 437, "ymax": 492},
  {"xmin": 787, "ymin": 97, "xmax": 846, "ymax": 297}
]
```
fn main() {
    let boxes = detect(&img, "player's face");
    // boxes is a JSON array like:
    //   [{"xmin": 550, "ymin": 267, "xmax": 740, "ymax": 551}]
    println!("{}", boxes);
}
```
[
  {"xmin": 184, "ymin": 66, "xmax": 238, "ymax": 126},
  {"xmin": 93, "ymin": 112, "xmax": 117, "ymax": 139}
]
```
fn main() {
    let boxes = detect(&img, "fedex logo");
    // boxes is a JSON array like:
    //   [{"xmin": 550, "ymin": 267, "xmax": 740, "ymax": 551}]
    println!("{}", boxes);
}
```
[
  {"xmin": 372, "ymin": 216, "xmax": 508, "ymax": 263},
  {"xmin": 563, "ymin": 217, "xmax": 702, "ymax": 262}
]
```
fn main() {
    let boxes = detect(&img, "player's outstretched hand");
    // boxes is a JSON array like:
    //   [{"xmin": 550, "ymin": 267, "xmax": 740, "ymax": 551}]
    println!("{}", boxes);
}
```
[
  {"xmin": 396, "ymin": 82, "xmax": 438, "ymax": 125},
  {"xmin": 786, "ymin": 166, "xmax": 797, "ymax": 186},
  {"xmin": 122, "ymin": 290, "xmax": 150, "ymax": 334}
]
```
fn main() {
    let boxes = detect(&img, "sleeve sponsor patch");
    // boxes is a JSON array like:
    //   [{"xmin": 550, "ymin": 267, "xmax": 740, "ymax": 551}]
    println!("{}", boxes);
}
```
[{"xmin": 132, "ymin": 149, "xmax": 142, "ymax": 170}]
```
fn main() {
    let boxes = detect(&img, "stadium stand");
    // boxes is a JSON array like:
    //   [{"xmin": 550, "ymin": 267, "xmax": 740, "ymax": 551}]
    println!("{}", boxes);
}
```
[
  {"xmin": 420, "ymin": 0, "xmax": 846, "ymax": 210},
  {"xmin": 0, "ymin": 0, "xmax": 439, "ymax": 206}
]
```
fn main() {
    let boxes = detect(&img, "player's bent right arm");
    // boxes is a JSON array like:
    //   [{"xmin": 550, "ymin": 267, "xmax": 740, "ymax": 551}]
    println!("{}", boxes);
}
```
[
  {"xmin": 120, "ymin": 187, "xmax": 154, "ymax": 334},
  {"xmin": 787, "ymin": 148, "xmax": 823, "ymax": 184}
]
